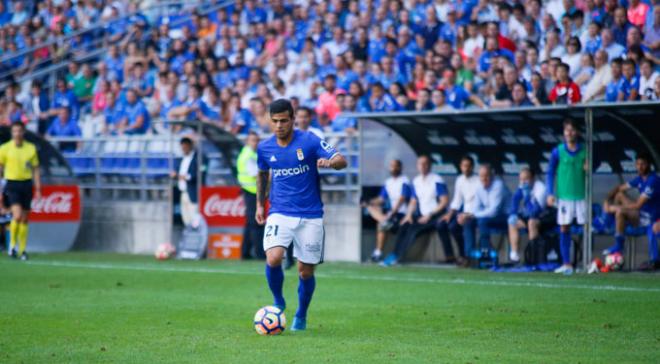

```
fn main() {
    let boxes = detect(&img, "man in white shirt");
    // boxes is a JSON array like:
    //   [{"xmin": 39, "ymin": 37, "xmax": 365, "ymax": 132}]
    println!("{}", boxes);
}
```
[
  {"xmin": 583, "ymin": 50, "xmax": 613, "ymax": 102},
  {"xmin": 381, "ymin": 155, "xmax": 449, "ymax": 266},
  {"xmin": 170, "ymin": 137, "xmax": 200, "ymax": 227},
  {"xmin": 295, "ymin": 107, "xmax": 325, "ymax": 139},
  {"xmin": 438, "ymin": 155, "xmax": 480, "ymax": 266},
  {"xmin": 639, "ymin": 58, "xmax": 659, "ymax": 100},
  {"xmin": 365, "ymin": 160, "xmax": 411, "ymax": 262},
  {"xmin": 601, "ymin": 28, "xmax": 625, "ymax": 61},
  {"xmin": 461, "ymin": 164, "xmax": 510, "ymax": 258}
]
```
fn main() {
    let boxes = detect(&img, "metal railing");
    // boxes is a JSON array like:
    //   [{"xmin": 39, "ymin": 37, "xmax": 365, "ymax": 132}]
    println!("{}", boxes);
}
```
[{"xmin": 49, "ymin": 130, "xmax": 360, "ymax": 204}]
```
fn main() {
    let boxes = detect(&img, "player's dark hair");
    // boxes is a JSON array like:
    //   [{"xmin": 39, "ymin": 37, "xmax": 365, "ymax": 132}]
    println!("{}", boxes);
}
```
[
  {"xmin": 636, "ymin": 152, "xmax": 652, "ymax": 164},
  {"xmin": 247, "ymin": 130, "xmax": 259, "ymax": 138},
  {"xmin": 269, "ymin": 99, "xmax": 294, "ymax": 118},
  {"xmin": 520, "ymin": 166, "xmax": 535, "ymax": 177},
  {"xmin": 418, "ymin": 154, "xmax": 432, "ymax": 163},
  {"xmin": 296, "ymin": 106, "xmax": 313, "ymax": 117},
  {"xmin": 563, "ymin": 118, "xmax": 578, "ymax": 130},
  {"xmin": 460, "ymin": 155, "xmax": 474, "ymax": 165},
  {"xmin": 622, "ymin": 59, "xmax": 636, "ymax": 68},
  {"xmin": 10, "ymin": 121, "xmax": 25, "ymax": 130},
  {"xmin": 180, "ymin": 137, "xmax": 194, "ymax": 146},
  {"xmin": 480, "ymin": 162, "xmax": 494, "ymax": 174},
  {"xmin": 392, "ymin": 159, "xmax": 402, "ymax": 168}
]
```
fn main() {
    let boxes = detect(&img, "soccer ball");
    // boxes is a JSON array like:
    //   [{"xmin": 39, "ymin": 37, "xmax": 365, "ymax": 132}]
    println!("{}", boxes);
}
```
[
  {"xmin": 604, "ymin": 252, "xmax": 624, "ymax": 271},
  {"xmin": 254, "ymin": 306, "xmax": 286, "ymax": 335},
  {"xmin": 155, "ymin": 243, "xmax": 175, "ymax": 260}
]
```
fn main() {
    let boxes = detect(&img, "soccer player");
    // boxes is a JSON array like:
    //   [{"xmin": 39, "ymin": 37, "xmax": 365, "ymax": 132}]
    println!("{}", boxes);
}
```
[
  {"xmin": 602, "ymin": 152, "xmax": 659, "ymax": 270},
  {"xmin": 507, "ymin": 168, "xmax": 547, "ymax": 263},
  {"xmin": 256, "ymin": 99, "xmax": 347, "ymax": 331},
  {"xmin": 546, "ymin": 119, "xmax": 587, "ymax": 275},
  {"xmin": 0, "ymin": 122, "xmax": 42, "ymax": 260},
  {"xmin": 364, "ymin": 159, "xmax": 411, "ymax": 262}
]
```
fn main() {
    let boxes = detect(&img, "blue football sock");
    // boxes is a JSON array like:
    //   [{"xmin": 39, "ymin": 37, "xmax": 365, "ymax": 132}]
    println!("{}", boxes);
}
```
[
  {"xmin": 560, "ymin": 231, "xmax": 571, "ymax": 265},
  {"xmin": 648, "ymin": 227, "xmax": 658, "ymax": 261},
  {"xmin": 613, "ymin": 234, "xmax": 625, "ymax": 252},
  {"xmin": 295, "ymin": 275, "xmax": 316, "ymax": 319},
  {"xmin": 265, "ymin": 264, "xmax": 285, "ymax": 308}
]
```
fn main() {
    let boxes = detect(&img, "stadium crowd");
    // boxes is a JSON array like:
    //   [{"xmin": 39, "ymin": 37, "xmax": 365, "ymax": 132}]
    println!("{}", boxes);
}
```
[{"xmin": 0, "ymin": 0, "xmax": 659, "ymax": 140}]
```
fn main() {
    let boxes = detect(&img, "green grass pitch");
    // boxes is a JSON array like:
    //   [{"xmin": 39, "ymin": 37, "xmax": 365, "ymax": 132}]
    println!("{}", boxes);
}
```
[{"xmin": 1, "ymin": 252, "xmax": 659, "ymax": 363}]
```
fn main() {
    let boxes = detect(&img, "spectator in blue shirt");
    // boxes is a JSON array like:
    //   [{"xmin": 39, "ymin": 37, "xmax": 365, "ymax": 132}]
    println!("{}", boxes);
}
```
[
  {"xmin": 104, "ymin": 44, "xmax": 125, "ymax": 83},
  {"xmin": 117, "ymin": 89, "xmax": 150, "ymax": 135},
  {"xmin": 50, "ymin": 78, "xmax": 79, "ymax": 122},
  {"xmin": 605, "ymin": 58, "xmax": 625, "ymax": 102},
  {"xmin": 416, "ymin": 6, "xmax": 442, "ymax": 49},
  {"xmin": 168, "ymin": 85, "xmax": 204, "ymax": 122},
  {"xmin": 618, "ymin": 59, "xmax": 640, "ymax": 101},
  {"xmin": 332, "ymin": 94, "xmax": 358, "ymax": 133},
  {"xmin": 47, "ymin": 107, "xmax": 81, "ymax": 152},
  {"xmin": 442, "ymin": 68, "xmax": 486, "ymax": 109},
  {"xmin": 366, "ymin": 82, "xmax": 399, "ymax": 112},
  {"xmin": 229, "ymin": 93, "xmax": 253, "ymax": 135},
  {"xmin": 102, "ymin": 92, "xmax": 123, "ymax": 135},
  {"xmin": 440, "ymin": 7, "xmax": 459, "ymax": 46},
  {"xmin": 611, "ymin": 7, "xmax": 632, "ymax": 46}
]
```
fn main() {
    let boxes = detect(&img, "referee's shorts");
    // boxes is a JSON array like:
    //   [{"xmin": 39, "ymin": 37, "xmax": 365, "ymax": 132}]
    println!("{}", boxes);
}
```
[{"xmin": 4, "ymin": 180, "xmax": 33, "ymax": 210}]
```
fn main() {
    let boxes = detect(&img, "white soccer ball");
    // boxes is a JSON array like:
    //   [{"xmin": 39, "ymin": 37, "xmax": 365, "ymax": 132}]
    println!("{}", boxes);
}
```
[
  {"xmin": 254, "ymin": 306, "xmax": 286, "ymax": 335},
  {"xmin": 155, "ymin": 243, "xmax": 175, "ymax": 260}
]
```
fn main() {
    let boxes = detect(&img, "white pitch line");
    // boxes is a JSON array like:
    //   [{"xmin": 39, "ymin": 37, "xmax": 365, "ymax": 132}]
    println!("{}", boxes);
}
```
[{"xmin": 20, "ymin": 260, "xmax": 660, "ymax": 293}]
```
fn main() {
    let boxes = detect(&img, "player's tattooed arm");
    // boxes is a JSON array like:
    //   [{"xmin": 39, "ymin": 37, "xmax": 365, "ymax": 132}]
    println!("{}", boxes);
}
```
[
  {"xmin": 317, "ymin": 153, "xmax": 347, "ymax": 170},
  {"xmin": 255, "ymin": 170, "xmax": 269, "ymax": 225}
]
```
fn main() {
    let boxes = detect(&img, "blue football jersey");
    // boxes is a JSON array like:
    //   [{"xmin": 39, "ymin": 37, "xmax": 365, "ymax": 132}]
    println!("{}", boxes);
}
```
[
  {"xmin": 257, "ymin": 130, "xmax": 339, "ymax": 218},
  {"xmin": 628, "ymin": 174, "xmax": 660, "ymax": 220}
]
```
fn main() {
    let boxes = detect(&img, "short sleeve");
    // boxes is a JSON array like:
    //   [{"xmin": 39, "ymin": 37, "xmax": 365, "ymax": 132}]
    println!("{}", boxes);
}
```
[
  {"xmin": 627, "ymin": 176, "xmax": 641, "ymax": 190},
  {"xmin": 0, "ymin": 146, "xmax": 6, "ymax": 165},
  {"xmin": 30, "ymin": 146, "xmax": 39, "ymax": 167},
  {"xmin": 256, "ymin": 144, "xmax": 269, "ymax": 171},
  {"xmin": 313, "ymin": 134, "xmax": 338, "ymax": 160},
  {"xmin": 401, "ymin": 183, "xmax": 412, "ymax": 199},
  {"xmin": 379, "ymin": 186, "xmax": 388, "ymax": 200},
  {"xmin": 435, "ymin": 182, "xmax": 448, "ymax": 196}
]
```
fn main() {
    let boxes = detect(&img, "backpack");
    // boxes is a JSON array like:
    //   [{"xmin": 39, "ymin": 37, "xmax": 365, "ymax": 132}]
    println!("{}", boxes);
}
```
[{"xmin": 524, "ymin": 236, "xmax": 560, "ymax": 266}]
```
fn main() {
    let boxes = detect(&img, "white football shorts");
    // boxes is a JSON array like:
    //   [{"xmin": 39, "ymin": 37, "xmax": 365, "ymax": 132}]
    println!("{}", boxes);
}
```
[
  {"xmin": 263, "ymin": 213, "xmax": 325, "ymax": 264},
  {"xmin": 557, "ymin": 199, "xmax": 586, "ymax": 226}
]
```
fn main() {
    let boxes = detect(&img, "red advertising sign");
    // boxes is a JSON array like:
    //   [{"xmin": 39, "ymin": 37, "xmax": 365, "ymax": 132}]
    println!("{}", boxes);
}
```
[
  {"xmin": 200, "ymin": 186, "xmax": 246, "ymax": 227},
  {"xmin": 29, "ymin": 185, "xmax": 82, "ymax": 222}
]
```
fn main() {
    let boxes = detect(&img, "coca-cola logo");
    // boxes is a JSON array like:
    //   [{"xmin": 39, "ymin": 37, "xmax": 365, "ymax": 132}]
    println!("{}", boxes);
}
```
[
  {"xmin": 203, "ymin": 194, "xmax": 245, "ymax": 217},
  {"xmin": 31, "ymin": 192, "xmax": 74, "ymax": 214}
]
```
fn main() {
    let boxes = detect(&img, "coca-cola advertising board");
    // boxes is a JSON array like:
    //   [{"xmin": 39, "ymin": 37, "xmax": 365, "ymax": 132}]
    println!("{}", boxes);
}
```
[
  {"xmin": 29, "ymin": 185, "xmax": 81, "ymax": 222},
  {"xmin": 200, "ymin": 186, "xmax": 246, "ymax": 227}
]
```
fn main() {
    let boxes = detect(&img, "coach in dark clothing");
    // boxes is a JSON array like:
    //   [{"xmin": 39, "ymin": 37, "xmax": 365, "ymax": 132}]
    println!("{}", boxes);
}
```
[{"xmin": 170, "ymin": 137, "xmax": 203, "ymax": 226}]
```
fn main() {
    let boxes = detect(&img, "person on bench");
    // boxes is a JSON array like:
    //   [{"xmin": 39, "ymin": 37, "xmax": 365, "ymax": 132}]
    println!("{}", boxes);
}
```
[
  {"xmin": 381, "ymin": 155, "xmax": 448, "ymax": 266},
  {"xmin": 507, "ymin": 168, "xmax": 547, "ymax": 263},
  {"xmin": 365, "ymin": 159, "xmax": 412, "ymax": 262},
  {"xmin": 462, "ymin": 164, "xmax": 511, "ymax": 259},
  {"xmin": 602, "ymin": 152, "xmax": 659, "ymax": 270}
]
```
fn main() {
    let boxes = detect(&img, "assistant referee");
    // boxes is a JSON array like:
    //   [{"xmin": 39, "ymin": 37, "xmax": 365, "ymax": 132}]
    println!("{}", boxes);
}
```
[{"xmin": 0, "ymin": 122, "xmax": 41, "ymax": 260}]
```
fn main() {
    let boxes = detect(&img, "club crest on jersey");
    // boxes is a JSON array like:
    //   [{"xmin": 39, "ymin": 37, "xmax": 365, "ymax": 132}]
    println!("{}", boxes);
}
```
[{"xmin": 296, "ymin": 148, "xmax": 304, "ymax": 161}]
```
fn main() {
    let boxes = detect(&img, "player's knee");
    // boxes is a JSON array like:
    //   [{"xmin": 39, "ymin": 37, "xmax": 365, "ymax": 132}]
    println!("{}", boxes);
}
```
[
  {"xmin": 298, "ymin": 264, "xmax": 315, "ymax": 279},
  {"xmin": 266, "ymin": 251, "xmax": 283, "ymax": 267},
  {"xmin": 299, "ymin": 269, "xmax": 314, "ymax": 280}
]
